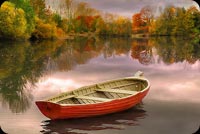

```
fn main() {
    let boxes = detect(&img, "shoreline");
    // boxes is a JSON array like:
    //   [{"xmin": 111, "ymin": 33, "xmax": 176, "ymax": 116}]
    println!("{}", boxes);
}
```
[{"xmin": 0, "ymin": 32, "xmax": 199, "ymax": 41}]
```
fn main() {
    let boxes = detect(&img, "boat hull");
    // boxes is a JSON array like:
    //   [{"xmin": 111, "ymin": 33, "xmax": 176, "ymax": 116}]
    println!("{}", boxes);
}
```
[{"xmin": 36, "ymin": 87, "xmax": 149, "ymax": 120}]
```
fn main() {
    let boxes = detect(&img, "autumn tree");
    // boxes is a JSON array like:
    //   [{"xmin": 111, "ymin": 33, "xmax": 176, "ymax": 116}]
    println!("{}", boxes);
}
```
[
  {"xmin": 30, "ymin": 0, "xmax": 66, "ymax": 39},
  {"xmin": 74, "ymin": 16, "xmax": 88, "ymax": 32},
  {"xmin": 0, "ymin": 2, "xmax": 27, "ymax": 39},
  {"xmin": 59, "ymin": 0, "xmax": 77, "ymax": 32},
  {"xmin": 10, "ymin": 0, "xmax": 35, "ymax": 38},
  {"xmin": 75, "ymin": 2, "xmax": 100, "ymax": 17},
  {"xmin": 172, "ymin": 7, "xmax": 188, "ymax": 35},
  {"xmin": 31, "ymin": 7, "xmax": 66, "ymax": 39},
  {"xmin": 114, "ymin": 16, "xmax": 132, "ymax": 36},
  {"xmin": 91, "ymin": 16, "xmax": 105, "ymax": 33},
  {"xmin": 30, "ymin": 0, "xmax": 46, "ymax": 19},
  {"xmin": 31, "ymin": 17, "xmax": 57, "ymax": 39},
  {"xmin": 132, "ymin": 13, "xmax": 145, "ymax": 33},
  {"xmin": 140, "ymin": 6, "xmax": 154, "ymax": 27},
  {"xmin": 132, "ymin": 6, "xmax": 154, "ymax": 34},
  {"xmin": 187, "ymin": 6, "xmax": 200, "ymax": 36},
  {"xmin": 99, "ymin": 15, "xmax": 131, "ymax": 37},
  {"xmin": 97, "ymin": 17, "xmax": 105, "ymax": 31},
  {"xmin": 152, "ymin": 5, "xmax": 200, "ymax": 36},
  {"xmin": 64, "ymin": 0, "xmax": 76, "ymax": 21},
  {"xmin": 172, "ymin": 7, "xmax": 197, "ymax": 36},
  {"xmin": 153, "ymin": 6, "xmax": 177, "ymax": 35}
]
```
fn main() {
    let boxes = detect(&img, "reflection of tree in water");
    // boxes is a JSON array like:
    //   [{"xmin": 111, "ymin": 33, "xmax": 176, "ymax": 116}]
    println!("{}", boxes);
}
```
[
  {"xmin": 0, "ymin": 41, "xmax": 33, "ymax": 113},
  {"xmin": 191, "ymin": 37, "xmax": 200, "ymax": 64},
  {"xmin": 102, "ymin": 38, "xmax": 131, "ymax": 58},
  {"xmin": 130, "ymin": 37, "xmax": 200, "ymax": 65},
  {"xmin": 0, "ymin": 40, "xmax": 64, "ymax": 113},
  {"xmin": 153, "ymin": 37, "xmax": 200, "ymax": 64},
  {"xmin": 0, "ymin": 37, "xmax": 137, "ymax": 113},
  {"xmin": 47, "ymin": 38, "xmax": 102, "ymax": 71},
  {"xmin": 40, "ymin": 104, "xmax": 146, "ymax": 134},
  {"xmin": 47, "ymin": 37, "xmax": 132, "ymax": 71},
  {"xmin": 70, "ymin": 38, "xmax": 102, "ymax": 65},
  {"xmin": 2, "ymin": 37, "xmax": 198, "ymax": 113},
  {"xmin": 131, "ymin": 39, "xmax": 154, "ymax": 65}
]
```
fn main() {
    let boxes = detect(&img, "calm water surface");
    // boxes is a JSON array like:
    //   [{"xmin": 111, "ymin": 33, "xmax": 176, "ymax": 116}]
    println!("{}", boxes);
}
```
[{"xmin": 0, "ymin": 37, "xmax": 200, "ymax": 134}]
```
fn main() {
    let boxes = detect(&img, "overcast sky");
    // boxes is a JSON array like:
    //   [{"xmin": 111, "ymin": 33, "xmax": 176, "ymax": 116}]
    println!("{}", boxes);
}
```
[
  {"xmin": 46, "ymin": 0, "xmax": 199, "ymax": 18},
  {"xmin": 77, "ymin": 0, "xmax": 199, "ymax": 17}
]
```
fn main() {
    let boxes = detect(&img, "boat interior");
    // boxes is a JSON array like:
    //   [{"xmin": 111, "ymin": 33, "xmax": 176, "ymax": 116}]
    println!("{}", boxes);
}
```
[{"xmin": 47, "ymin": 79, "xmax": 148, "ymax": 105}]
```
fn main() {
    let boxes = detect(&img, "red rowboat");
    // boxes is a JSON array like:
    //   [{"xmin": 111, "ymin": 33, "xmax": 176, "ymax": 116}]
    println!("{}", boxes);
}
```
[{"xmin": 35, "ymin": 71, "xmax": 150, "ymax": 120}]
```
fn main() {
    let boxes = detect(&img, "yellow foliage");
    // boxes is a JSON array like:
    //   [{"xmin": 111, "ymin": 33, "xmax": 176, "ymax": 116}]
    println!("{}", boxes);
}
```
[
  {"xmin": 56, "ymin": 28, "xmax": 66, "ymax": 38},
  {"xmin": 32, "ymin": 18, "xmax": 58, "ymax": 39},
  {"xmin": 0, "ymin": 2, "xmax": 27, "ymax": 39},
  {"xmin": 170, "ymin": 7, "xmax": 176, "ymax": 13}
]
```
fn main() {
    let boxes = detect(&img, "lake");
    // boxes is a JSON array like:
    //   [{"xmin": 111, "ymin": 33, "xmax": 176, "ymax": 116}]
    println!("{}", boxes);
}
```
[{"xmin": 0, "ymin": 37, "xmax": 200, "ymax": 134}]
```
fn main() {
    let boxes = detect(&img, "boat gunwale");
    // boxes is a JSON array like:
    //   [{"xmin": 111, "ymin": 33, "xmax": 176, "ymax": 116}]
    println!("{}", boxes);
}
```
[{"xmin": 37, "ymin": 76, "xmax": 150, "ymax": 106}]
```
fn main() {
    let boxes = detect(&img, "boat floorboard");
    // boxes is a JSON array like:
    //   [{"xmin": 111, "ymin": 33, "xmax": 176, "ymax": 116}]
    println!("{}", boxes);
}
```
[
  {"xmin": 75, "ymin": 96, "xmax": 113, "ymax": 102},
  {"xmin": 96, "ymin": 89, "xmax": 138, "ymax": 95}
]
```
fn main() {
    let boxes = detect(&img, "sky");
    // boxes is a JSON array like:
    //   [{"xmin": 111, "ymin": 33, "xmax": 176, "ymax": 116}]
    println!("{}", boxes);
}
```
[
  {"xmin": 46, "ymin": 0, "xmax": 199, "ymax": 18},
  {"xmin": 77, "ymin": 0, "xmax": 198, "ymax": 17}
]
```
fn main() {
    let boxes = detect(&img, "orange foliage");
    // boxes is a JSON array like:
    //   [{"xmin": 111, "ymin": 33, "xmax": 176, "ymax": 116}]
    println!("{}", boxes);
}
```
[
  {"xmin": 32, "ymin": 18, "xmax": 57, "ymax": 39},
  {"xmin": 131, "ymin": 40, "xmax": 153, "ymax": 65},
  {"xmin": 84, "ymin": 39, "xmax": 94, "ymax": 51},
  {"xmin": 85, "ymin": 16, "xmax": 94, "ymax": 28},
  {"xmin": 132, "ymin": 13, "xmax": 148, "ymax": 33},
  {"xmin": 132, "ymin": 6, "xmax": 153, "ymax": 34},
  {"xmin": 56, "ymin": 28, "xmax": 65, "ymax": 37},
  {"xmin": 76, "ymin": 15, "xmax": 101, "ymax": 31},
  {"xmin": 187, "ymin": 6, "xmax": 199, "ymax": 13},
  {"xmin": 132, "ymin": 13, "xmax": 143, "ymax": 27}
]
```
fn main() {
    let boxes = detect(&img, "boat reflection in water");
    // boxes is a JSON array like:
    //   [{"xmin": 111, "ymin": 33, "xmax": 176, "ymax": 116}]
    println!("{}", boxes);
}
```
[{"xmin": 40, "ymin": 104, "xmax": 146, "ymax": 134}]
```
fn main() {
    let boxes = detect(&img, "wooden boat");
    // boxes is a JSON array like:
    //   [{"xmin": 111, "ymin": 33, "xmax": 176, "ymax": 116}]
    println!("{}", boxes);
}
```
[
  {"xmin": 36, "ymin": 71, "xmax": 150, "ymax": 120},
  {"xmin": 0, "ymin": 126, "xmax": 7, "ymax": 134}
]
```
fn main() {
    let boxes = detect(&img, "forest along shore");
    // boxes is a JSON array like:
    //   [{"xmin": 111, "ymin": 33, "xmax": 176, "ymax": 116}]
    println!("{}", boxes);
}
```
[{"xmin": 0, "ymin": 0, "xmax": 199, "ymax": 41}]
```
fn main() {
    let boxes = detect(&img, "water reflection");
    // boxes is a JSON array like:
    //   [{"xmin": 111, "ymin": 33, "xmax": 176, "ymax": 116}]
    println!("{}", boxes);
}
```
[
  {"xmin": 49, "ymin": 38, "xmax": 132, "ymax": 72},
  {"xmin": 40, "ymin": 104, "xmax": 146, "ymax": 134},
  {"xmin": 0, "ymin": 37, "xmax": 200, "ymax": 113},
  {"xmin": 193, "ymin": 126, "xmax": 200, "ymax": 134},
  {"xmin": 152, "ymin": 37, "xmax": 200, "ymax": 64},
  {"xmin": 50, "ymin": 38, "xmax": 103, "ymax": 71},
  {"xmin": 102, "ymin": 38, "xmax": 131, "ymax": 58},
  {"xmin": 0, "ymin": 40, "xmax": 64, "ymax": 113},
  {"xmin": 131, "ymin": 39, "xmax": 154, "ymax": 65}
]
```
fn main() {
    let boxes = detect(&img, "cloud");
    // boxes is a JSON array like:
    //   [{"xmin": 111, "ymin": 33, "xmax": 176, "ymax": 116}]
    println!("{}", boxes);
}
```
[
  {"xmin": 46, "ymin": 0, "xmax": 197, "ymax": 18},
  {"xmin": 78, "ymin": 0, "xmax": 195, "ymax": 17}
]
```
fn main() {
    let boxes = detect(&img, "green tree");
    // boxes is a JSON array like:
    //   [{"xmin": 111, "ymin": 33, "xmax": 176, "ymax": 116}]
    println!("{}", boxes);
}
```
[
  {"xmin": 154, "ymin": 6, "xmax": 176, "ymax": 35},
  {"xmin": 30, "ymin": 0, "xmax": 46, "ymax": 19},
  {"xmin": 172, "ymin": 8, "xmax": 187, "ymax": 35},
  {"xmin": 0, "ymin": 2, "xmax": 27, "ymax": 39},
  {"xmin": 188, "ymin": 6, "xmax": 200, "ymax": 36},
  {"xmin": 10, "ymin": 0, "xmax": 35, "ymax": 38},
  {"xmin": 152, "ymin": 6, "xmax": 200, "ymax": 37},
  {"xmin": 31, "ymin": 18, "xmax": 57, "ymax": 39}
]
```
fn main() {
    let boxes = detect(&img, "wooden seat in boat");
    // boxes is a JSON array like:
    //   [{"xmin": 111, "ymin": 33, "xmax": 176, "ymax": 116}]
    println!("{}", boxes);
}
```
[{"xmin": 51, "ymin": 95, "xmax": 75, "ymax": 103}]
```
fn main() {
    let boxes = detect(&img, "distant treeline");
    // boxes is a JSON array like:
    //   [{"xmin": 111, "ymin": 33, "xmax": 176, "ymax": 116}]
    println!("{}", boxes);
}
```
[{"xmin": 0, "ymin": 0, "xmax": 199, "ymax": 40}]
